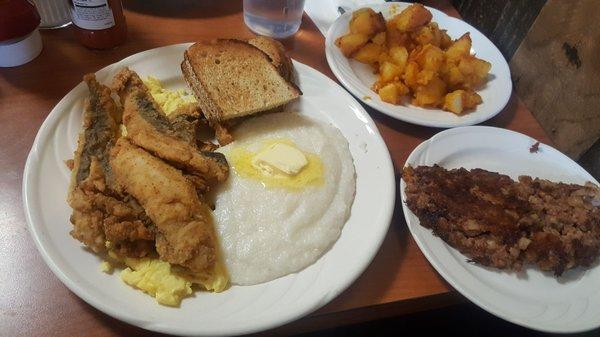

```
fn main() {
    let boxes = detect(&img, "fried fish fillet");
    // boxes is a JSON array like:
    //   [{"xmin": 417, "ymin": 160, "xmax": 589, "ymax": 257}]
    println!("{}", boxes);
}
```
[
  {"xmin": 403, "ymin": 165, "xmax": 600, "ymax": 276},
  {"xmin": 68, "ymin": 74, "xmax": 155, "ymax": 257},
  {"xmin": 112, "ymin": 68, "xmax": 228, "ymax": 191},
  {"xmin": 110, "ymin": 138, "xmax": 219, "ymax": 274}
]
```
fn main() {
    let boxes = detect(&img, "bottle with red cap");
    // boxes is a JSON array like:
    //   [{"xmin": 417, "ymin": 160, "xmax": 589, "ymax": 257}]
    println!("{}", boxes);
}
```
[
  {"xmin": 0, "ymin": 0, "xmax": 42, "ymax": 67},
  {"xmin": 69, "ymin": 0, "xmax": 127, "ymax": 49}
]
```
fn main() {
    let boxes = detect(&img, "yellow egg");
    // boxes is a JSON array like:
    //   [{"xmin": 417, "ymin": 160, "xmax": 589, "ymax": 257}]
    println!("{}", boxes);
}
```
[
  {"xmin": 107, "ymin": 248, "xmax": 229, "ymax": 306},
  {"xmin": 228, "ymin": 139, "xmax": 324, "ymax": 190},
  {"xmin": 143, "ymin": 76, "xmax": 196, "ymax": 115},
  {"xmin": 120, "ymin": 258, "xmax": 192, "ymax": 307}
]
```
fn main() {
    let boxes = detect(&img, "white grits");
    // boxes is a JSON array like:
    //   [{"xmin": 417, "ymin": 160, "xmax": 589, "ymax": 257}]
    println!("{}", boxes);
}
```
[{"xmin": 213, "ymin": 113, "xmax": 356, "ymax": 285}]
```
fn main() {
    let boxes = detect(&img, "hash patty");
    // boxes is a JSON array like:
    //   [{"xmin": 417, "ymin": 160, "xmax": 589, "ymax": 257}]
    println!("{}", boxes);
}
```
[{"xmin": 403, "ymin": 165, "xmax": 600, "ymax": 276}]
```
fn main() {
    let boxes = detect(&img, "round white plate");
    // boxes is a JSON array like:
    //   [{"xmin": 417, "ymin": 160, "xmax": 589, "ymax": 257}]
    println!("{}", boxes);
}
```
[
  {"xmin": 401, "ymin": 126, "xmax": 600, "ymax": 333},
  {"xmin": 325, "ymin": 2, "xmax": 512, "ymax": 128},
  {"xmin": 22, "ymin": 43, "xmax": 395, "ymax": 336}
]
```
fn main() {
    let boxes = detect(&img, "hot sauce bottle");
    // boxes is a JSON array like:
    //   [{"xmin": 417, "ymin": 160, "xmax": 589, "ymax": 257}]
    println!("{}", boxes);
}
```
[{"xmin": 70, "ymin": 0, "xmax": 127, "ymax": 49}]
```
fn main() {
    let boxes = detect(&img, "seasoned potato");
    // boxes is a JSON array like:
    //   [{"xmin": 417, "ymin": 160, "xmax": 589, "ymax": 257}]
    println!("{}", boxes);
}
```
[
  {"xmin": 336, "ymin": 6, "xmax": 490, "ymax": 115},
  {"xmin": 389, "ymin": 46, "xmax": 408, "ymax": 70},
  {"xmin": 416, "ymin": 69, "xmax": 435, "ymax": 86},
  {"xmin": 412, "ymin": 22, "xmax": 444, "ymax": 47},
  {"xmin": 412, "ymin": 44, "xmax": 445, "ymax": 72},
  {"xmin": 335, "ymin": 33, "xmax": 370, "ymax": 57},
  {"xmin": 378, "ymin": 82, "xmax": 400, "ymax": 104},
  {"xmin": 350, "ymin": 8, "xmax": 386, "ymax": 37},
  {"xmin": 393, "ymin": 3, "xmax": 432, "ymax": 32},
  {"xmin": 443, "ymin": 89, "xmax": 482, "ymax": 114},
  {"xmin": 386, "ymin": 22, "xmax": 412, "ymax": 49},
  {"xmin": 377, "ymin": 51, "xmax": 390, "ymax": 66},
  {"xmin": 440, "ymin": 29, "xmax": 453, "ymax": 49},
  {"xmin": 353, "ymin": 43, "xmax": 384, "ymax": 65},
  {"xmin": 372, "ymin": 31, "xmax": 387, "ymax": 45},
  {"xmin": 442, "ymin": 64, "xmax": 465, "ymax": 89},
  {"xmin": 402, "ymin": 61, "xmax": 421, "ymax": 89},
  {"xmin": 379, "ymin": 61, "xmax": 403, "ymax": 83},
  {"xmin": 457, "ymin": 55, "xmax": 491, "ymax": 87},
  {"xmin": 446, "ymin": 33, "xmax": 472, "ymax": 63},
  {"xmin": 413, "ymin": 76, "xmax": 446, "ymax": 107},
  {"xmin": 443, "ymin": 89, "xmax": 465, "ymax": 114},
  {"xmin": 378, "ymin": 81, "xmax": 409, "ymax": 104}
]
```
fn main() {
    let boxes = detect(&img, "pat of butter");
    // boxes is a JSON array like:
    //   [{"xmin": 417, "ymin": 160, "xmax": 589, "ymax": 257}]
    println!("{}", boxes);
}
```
[{"xmin": 252, "ymin": 143, "xmax": 308, "ymax": 176}]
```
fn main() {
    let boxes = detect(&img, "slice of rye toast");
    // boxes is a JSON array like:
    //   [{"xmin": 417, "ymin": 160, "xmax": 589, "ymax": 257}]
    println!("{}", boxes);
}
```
[
  {"xmin": 181, "ymin": 39, "xmax": 301, "ymax": 122},
  {"xmin": 247, "ymin": 36, "xmax": 294, "ymax": 82}
]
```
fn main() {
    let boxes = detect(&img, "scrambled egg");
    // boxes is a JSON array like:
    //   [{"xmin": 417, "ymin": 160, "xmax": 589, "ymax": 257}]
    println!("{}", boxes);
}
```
[
  {"xmin": 228, "ymin": 139, "xmax": 324, "ymax": 190},
  {"xmin": 102, "ymin": 79, "xmax": 228, "ymax": 307},
  {"xmin": 143, "ymin": 76, "xmax": 196, "ymax": 115},
  {"xmin": 121, "ymin": 258, "xmax": 193, "ymax": 307}
]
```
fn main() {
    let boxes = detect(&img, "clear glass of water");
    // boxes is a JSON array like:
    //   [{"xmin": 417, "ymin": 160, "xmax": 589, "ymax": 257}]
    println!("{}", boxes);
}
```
[{"xmin": 243, "ymin": 0, "xmax": 306, "ymax": 39}]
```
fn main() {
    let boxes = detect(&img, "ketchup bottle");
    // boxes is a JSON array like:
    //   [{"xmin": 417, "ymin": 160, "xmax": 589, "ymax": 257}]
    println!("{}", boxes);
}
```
[{"xmin": 70, "ymin": 0, "xmax": 127, "ymax": 49}]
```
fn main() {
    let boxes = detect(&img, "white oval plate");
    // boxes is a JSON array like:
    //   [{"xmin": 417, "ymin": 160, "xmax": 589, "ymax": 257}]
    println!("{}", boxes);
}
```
[
  {"xmin": 22, "ymin": 44, "xmax": 395, "ymax": 336},
  {"xmin": 325, "ymin": 2, "xmax": 512, "ymax": 128},
  {"xmin": 401, "ymin": 126, "xmax": 600, "ymax": 333}
]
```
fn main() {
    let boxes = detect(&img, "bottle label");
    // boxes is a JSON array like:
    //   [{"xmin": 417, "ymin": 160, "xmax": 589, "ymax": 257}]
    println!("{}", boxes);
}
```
[{"xmin": 71, "ymin": 0, "xmax": 115, "ymax": 30}]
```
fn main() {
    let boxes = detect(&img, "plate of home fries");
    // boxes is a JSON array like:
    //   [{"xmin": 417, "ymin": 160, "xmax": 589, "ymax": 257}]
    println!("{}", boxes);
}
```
[{"xmin": 325, "ymin": 2, "xmax": 512, "ymax": 128}]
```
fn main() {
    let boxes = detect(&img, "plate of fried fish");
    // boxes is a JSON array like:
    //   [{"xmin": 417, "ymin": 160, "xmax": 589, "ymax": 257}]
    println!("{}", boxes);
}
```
[
  {"xmin": 22, "ymin": 39, "xmax": 395, "ymax": 336},
  {"xmin": 401, "ymin": 126, "xmax": 600, "ymax": 333}
]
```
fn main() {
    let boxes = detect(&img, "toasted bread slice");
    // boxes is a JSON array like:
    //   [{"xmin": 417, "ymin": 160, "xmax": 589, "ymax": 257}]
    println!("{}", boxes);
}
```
[
  {"xmin": 247, "ymin": 36, "xmax": 294, "ymax": 82},
  {"xmin": 182, "ymin": 39, "xmax": 301, "ymax": 122}
]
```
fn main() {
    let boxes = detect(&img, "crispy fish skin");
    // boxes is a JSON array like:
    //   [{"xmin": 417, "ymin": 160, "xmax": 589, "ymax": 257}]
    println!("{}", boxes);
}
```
[
  {"xmin": 67, "ymin": 74, "xmax": 155, "ymax": 257},
  {"xmin": 112, "ymin": 68, "xmax": 228, "ymax": 190},
  {"xmin": 403, "ymin": 165, "xmax": 600, "ymax": 276},
  {"xmin": 110, "ymin": 138, "xmax": 217, "ymax": 273}
]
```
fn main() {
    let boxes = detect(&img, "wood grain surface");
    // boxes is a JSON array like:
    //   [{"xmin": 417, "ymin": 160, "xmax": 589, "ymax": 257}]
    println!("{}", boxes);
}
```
[
  {"xmin": 510, "ymin": 0, "xmax": 600, "ymax": 159},
  {"xmin": 0, "ymin": 0, "xmax": 549, "ymax": 336}
]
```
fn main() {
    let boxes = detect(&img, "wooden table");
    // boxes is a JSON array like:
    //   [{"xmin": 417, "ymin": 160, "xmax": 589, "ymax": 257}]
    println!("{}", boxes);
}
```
[{"xmin": 0, "ymin": 1, "xmax": 550, "ymax": 336}]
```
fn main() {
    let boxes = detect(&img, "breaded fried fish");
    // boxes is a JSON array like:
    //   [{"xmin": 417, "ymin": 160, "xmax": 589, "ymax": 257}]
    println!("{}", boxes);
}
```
[
  {"xmin": 68, "ymin": 74, "xmax": 155, "ymax": 257},
  {"xmin": 110, "ymin": 138, "xmax": 222, "ymax": 275},
  {"xmin": 112, "ymin": 68, "xmax": 228, "ymax": 191}
]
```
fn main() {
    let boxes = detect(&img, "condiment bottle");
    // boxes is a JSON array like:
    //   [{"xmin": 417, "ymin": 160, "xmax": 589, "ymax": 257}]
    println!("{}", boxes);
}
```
[{"xmin": 69, "ymin": 0, "xmax": 127, "ymax": 49}]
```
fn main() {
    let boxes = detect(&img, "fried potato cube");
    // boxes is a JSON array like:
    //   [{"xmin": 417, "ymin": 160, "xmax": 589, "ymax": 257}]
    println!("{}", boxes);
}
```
[
  {"xmin": 464, "ymin": 89, "xmax": 483, "ymax": 107},
  {"xmin": 416, "ymin": 69, "xmax": 435, "ymax": 85},
  {"xmin": 458, "ymin": 55, "xmax": 491, "ymax": 87},
  {"xmin": 353, "ymin": 43, "xmax": 384, "ymax": 65},
  {"xmin": 443, "ymin": 89, "xmax": 482, "ymax": 114},
  {"xmin": 413, "ymin": 76, "xmax": 447, "ymax": 107},
  {"xmin": 372, "ymin": 31, "xmax": 387, "ymax": 45},
  {"xmin": 393, "ymin": 3, "xmax": 432, "ymax": 32},
  {"xmin": 378, "ymin": 82, "xmax": 400, "ymax": 104},
  {"xmin": 440, "ymin": 29, "xmax": 453, "ymax": 49},
  {"xmin": 378, "ymin": 81, "xmax": 409, "ymax": 104},
  {"xmin": 445, "ymin": 33, "xmax": 472, "ymax": 63},
  {"xmin": 377, "ymin": 51, "xmax": 390, "ymax": 66},
  {"xmin": 385, "ymin": 22, "xmax": 412, "ymax": 49},
  {"xmin": 379, "ymin": 61, "xmax": 403, "ymax": 83},
  {"xmin": 442, "ymin": 64, "xmax": 465, "ymax": 89},
  {"xmin": 413, "ymin": 44, "xmax": 445, "ymax": 72},
  {"xmin": 335, "ymin": 33, "xmax": 370, "ymax": 57},
  {"xmin": 389, "ymin": 46, "xmax": 408, "ymax": 70},
  {"xmin": 350, "ymin": 8, "xmax": 386, "ymax": 37},
  {"xmin": 412, "ymin": 22, "xmax": 444, "ymax": 47},
  {"xmin": 402, "ymin": 61, "xmax": 421, "ymax": 89}
]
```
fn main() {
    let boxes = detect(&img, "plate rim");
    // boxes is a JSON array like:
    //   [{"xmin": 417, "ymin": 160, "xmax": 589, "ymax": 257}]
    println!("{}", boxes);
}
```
[
  {"xmin": 22, "ymin": 43, "xmax": 396, "ymax": 336},
  {"xmin": 324, "ymin": 2, "xmax": 512, "ymax": 128},
  {"xmin": 400, "ymin": 125, "xmax": 600, "ymax": 333}
]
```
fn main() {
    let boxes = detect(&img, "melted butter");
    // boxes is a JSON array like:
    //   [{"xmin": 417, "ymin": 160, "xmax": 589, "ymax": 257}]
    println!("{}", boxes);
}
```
[
  {"xmin": 252, "ymin": 142, "xmax": 308, "ymax": 176},
  {"xmin": 228, "ymin": 139, "xmax": 324, "ymax": 190}
]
